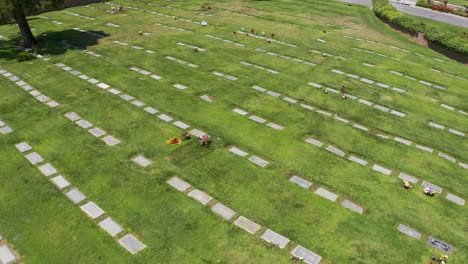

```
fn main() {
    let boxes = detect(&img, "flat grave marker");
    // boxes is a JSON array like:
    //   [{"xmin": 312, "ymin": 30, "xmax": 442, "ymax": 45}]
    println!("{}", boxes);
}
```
[
  {"xmin": 188, "ymin": 189, "xmax": 213, "ymax": 205},
  {"xmin": 25, "ymin": 152, "xmax": 43, "ymax": 165},
  {"xmin": 261, "ymin": 229, "xmax": 290, "ymax": 249},
  {"xmin": 118, "ymin": 234, "xmax": 147, "ymax": 254},
  {"xmin": 397, "ymin": 224, "xmax": 421, "ymax": 239},
  {"xmin": 211, "ymin": 202, "xmax": 237, "ymax": 221},
  {"xmin": 427, "ymin": 237, "xmax": 452, "ymax": 253},
  {"xmin": 102, "ymin": 135, "xmax": 120, "ymax": 146},
  {"xmin": 446, "ymin": 193, "xmax": 464, "ymax": 205},
  {"xmin": 51, "ymin": 175, "xmax": 71, "ymax": 189},
  {"xmin": 234, "ymin": 216, "xmax": 261, "ymax": 234},
  {"xmin": 248, "ymin": 156, "xmax": 269, "ymax": 167},
  {"xmin": 289, "ymin": 176, "xmax": 312, "ymax": 189},
  {"xmin": 341, "ymin": 200, "xmax": 364, "ymax": 214},
  {"xmin": 38, "ymin": 163, "xmax": 58, "ymax": 177},
  {"xmin": 0, "ymin": 245, "xmax": 16, "ymax": 264},
  {"xmin": 291, "ymin": 245, "xmax": 322, "ymax": 264},
  {"xmin": 65, "ymin": 188, "xmax": 87, "ymax": 204},
  {"xmin": 15, "ymin": 142, "xmax": 32, "ymax": 153},
  {"xmin": 89, "ymin": 127, "xmax": 106, "ymax": 138},
  {"xmin": 167, "ymin": 177, "xmax": 191, "ymax": 192},
  {"xmin": 80, "ymin": 201, "xmax": 105, "ymax": 219},
  {"xmin": 372, "ymin": 164, "xmax": 392, "ymax": 175},
  {"xmin": 326, "ymin": 145, "xmax": 345, "ymax": 157},
  {"xmin": 132, "ymin": 155, "xmax": 152, "ymax": 167},
  {"xmin": 99, "ymin": 217, "xmax": 123, "ymax": 237},
  {"xmin": 314, "ymin": 188, "xmax": 338, "ymax": 202}
]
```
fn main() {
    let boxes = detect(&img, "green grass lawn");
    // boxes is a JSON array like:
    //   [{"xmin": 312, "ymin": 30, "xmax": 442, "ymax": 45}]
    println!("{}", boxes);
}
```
[{"xmin": 0, "ymin": 0, "xmax": 467, "ymax": 263}]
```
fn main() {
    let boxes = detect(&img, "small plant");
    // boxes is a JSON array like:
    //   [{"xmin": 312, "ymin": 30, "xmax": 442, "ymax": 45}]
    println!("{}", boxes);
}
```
[{"xmin": 16, "ymin": 51, "xmax": 35, "ymax": 62}]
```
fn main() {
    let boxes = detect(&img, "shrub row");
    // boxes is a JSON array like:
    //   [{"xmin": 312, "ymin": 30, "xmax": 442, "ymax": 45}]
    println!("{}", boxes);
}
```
[{"xmin": 373, "ymin": 0, "xmax": 468, "ymax": 55}]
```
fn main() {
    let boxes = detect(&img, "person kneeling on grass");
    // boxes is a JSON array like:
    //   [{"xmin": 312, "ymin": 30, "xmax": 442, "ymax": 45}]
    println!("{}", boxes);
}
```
[{"xmin": 403, "ymin": 180, "xmax": 412, "ymax": 189}]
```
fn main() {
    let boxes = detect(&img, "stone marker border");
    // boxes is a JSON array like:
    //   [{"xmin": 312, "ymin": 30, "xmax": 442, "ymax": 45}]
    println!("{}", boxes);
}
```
[
  {"xmin": 167, "ymin": 177, "xmax": 321, "ymax": 261},
  {"xmin": 397, "ymin": 224, "xmax": 421, "ymax": 239}
]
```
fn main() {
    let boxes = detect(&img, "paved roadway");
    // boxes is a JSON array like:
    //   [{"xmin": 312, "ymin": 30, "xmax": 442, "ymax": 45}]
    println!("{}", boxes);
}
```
[{"xmin": 335, "ymin": 0, "xmax": 468, "ymax": 28}]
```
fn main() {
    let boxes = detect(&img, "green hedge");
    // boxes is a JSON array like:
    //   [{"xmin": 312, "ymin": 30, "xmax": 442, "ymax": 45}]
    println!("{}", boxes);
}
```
[{"xmin": 372, "ymin": 0, "xmax": 468, "ymax": 55}]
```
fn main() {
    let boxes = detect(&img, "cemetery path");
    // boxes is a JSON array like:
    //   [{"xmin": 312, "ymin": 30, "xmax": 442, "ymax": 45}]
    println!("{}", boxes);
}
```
[
  {"xmin": 391, "ymin": 3, "xmax": 468, "ymax": 28},
  {"xmin": 337, "ymin": 0, "xmax": 468, "ymax": 28}
]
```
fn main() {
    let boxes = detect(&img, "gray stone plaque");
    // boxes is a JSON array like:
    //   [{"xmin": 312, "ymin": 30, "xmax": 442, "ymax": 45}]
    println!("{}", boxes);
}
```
[
  {"xmin": 261, "ymin": 229, "xmax": 290, "ymax": 249},
  {"xmin": 234, "ymin": 216, "xmax": 261, "ymax": 234}
]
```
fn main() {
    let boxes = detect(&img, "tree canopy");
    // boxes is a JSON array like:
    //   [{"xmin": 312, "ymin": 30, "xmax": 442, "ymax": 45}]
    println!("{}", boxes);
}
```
[{"xmin": 0, "ymin": 0, "xmax": 63, "ymax": 47}]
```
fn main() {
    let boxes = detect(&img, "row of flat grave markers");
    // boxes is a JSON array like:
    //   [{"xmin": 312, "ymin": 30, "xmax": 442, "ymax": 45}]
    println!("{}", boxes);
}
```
[
  {"xmin": 236, "ymin": 31, "xmax": 297, "ymax": 48},
  {"xmin": 15, "ymin": 142, "xmax": 147, "ymax": 254},
  {"xmin": 351, "ymin": 47, "xmax": 400, "ymax": 61},
  {"xmin": 167, "ymin": 176, "xmax": 322, "ymax": 264},
  {"xmin": 105, "ymin": 22, "xmax": 121, "ymax": 28},
  {"xmin": 54, "ymin": 63, "xmax": 208, "ymax": 140},
  {"xmin": 129, "ymin": 66, "xmax": 162, "ymax": 80},
  {"xmin": 250, "ymin": 84, "xmax": 464, "ymax": 167},
  {"xmin": 64, "ymin": 112, "xmax": 121, "ymax": 146},
  {"xmin": 428, "ymin": 122, "xmax": 466, "ymax": 138},
  {"xmin": 389, "ymin": 70, "xmax": 446, "ymax": 91},
  {"xmin": 232, "ymin": 108, "xmax": 285, "ymax": 130},
  {"xmin": 330, "ymin": 68, "xmax": 406, "ymax": 94},
  {"xmin": 72, "ymin": 28, "xmax": 106, "ymax": 38},
  {"xmin": 304, "ymin": 137, "xmax": 466, "ymax": 205},
  {"xmin": 254, "ymin": 48, "xmax": 316, "ymax": 67},
  {"xmin": 222, "ymin": 9, "xmax": 250, "ymax": 18},
  {"xmin": 176, "ymin": 42, "xmax": 206, "ymax": 51},
  {"xmin": 211, "ymin": 71, "xmax": 239, "ymax": 81},
  {"xmin": 154, "ymin": 22, "xmax": 192, "ymax": 32},
  {"xmin": 309, "ymin": 49, "xmax": 341, "ymax": 59},
  {"xmin": 0, "ymin": 119, "xmax": 13, "ymax": 135},
  {"xmin": 111, "ymin": 40, "xmax": 156, "ymax": 54},
  {"xmin": 0, "ymin": 234, "xmax": 19, "ymax": 264},
  {"xmin": 330, "ymin": 68, "xmax": 407, "ymax": 94},
  {"xmin": 344, "ymin": 35, "xmax": 445, "ymax": 62},
  {"xmin": 228, "ymin": 146, "xmax": 270, "ymax": 168},
  {"xmin": 0, "ymin": 67, "xmax": 60, "ymax": 108},
  {"xmin": 397, "ymin": 224, "xmax": 453, "ymax": 254},
  {"xmin": 430, "ymin": 68, "xmax": 467, "ymax": 81},
  {"xmin": 308, "ymin": 80, "xmax": 407, "ymax": 118},
  {"xmin": 62, "ymin": 10, "xmax": 95, "ymax": 20},
  {"xmin": 165, "ymin": 56, "xmax": 199, "ymax": 68},
  {"xmin": 135, "ymin": 4, "xmax": 201, "ymax": 25},
  {"xmin": 289, "ymin": 175, "xmax": 364, "ymax": 214},
  {"xmin": 240, "ymin": 61, "xmax": 279, "ymax": 74},
  {"xmin": 60, "ymin": 40, "xmax": 102, "ymax": 57},
  {"xmin": 440, "ymin": 103, "xmax": 468, "ymax": 116},
  {"xmin": 204, "ymin": 34, "xmax": 245, "ymax": 47}
]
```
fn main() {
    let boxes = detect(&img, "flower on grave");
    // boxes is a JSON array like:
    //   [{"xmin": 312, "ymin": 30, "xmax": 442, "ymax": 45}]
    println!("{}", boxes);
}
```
[
  {"xmin": 267, "ymin": 40, "xmax": 271, "ymax": 43},
  {"xmin": 138, "ymin": 31, "xmax": 143, "ymax": 36},
  {"xmin": 233, "ymin": 31, "xmax": 236, "ymax": 34},
  {"xmin": 261, "ymin": 31, "xmax": 265, "ymax": 36},
  {"xmin": 271, "ymin": 33, "xmax": 275, "ymax": 38},
  {"xmin": 251, "ymin": 28, "xmax": 255, "ymax": 33}
]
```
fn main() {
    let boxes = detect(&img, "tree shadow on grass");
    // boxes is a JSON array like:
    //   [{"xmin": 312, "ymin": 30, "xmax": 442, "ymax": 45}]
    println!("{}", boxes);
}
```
[{"xmin": 0, "ymin": 29, "xmax": 110, "ymax": 62}]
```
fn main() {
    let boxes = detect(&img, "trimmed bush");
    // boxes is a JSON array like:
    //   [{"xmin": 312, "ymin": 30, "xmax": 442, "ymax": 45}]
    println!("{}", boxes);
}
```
[{"xmin": 373, "ymin": 0, "xmax": 468, "ymax": 55}]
